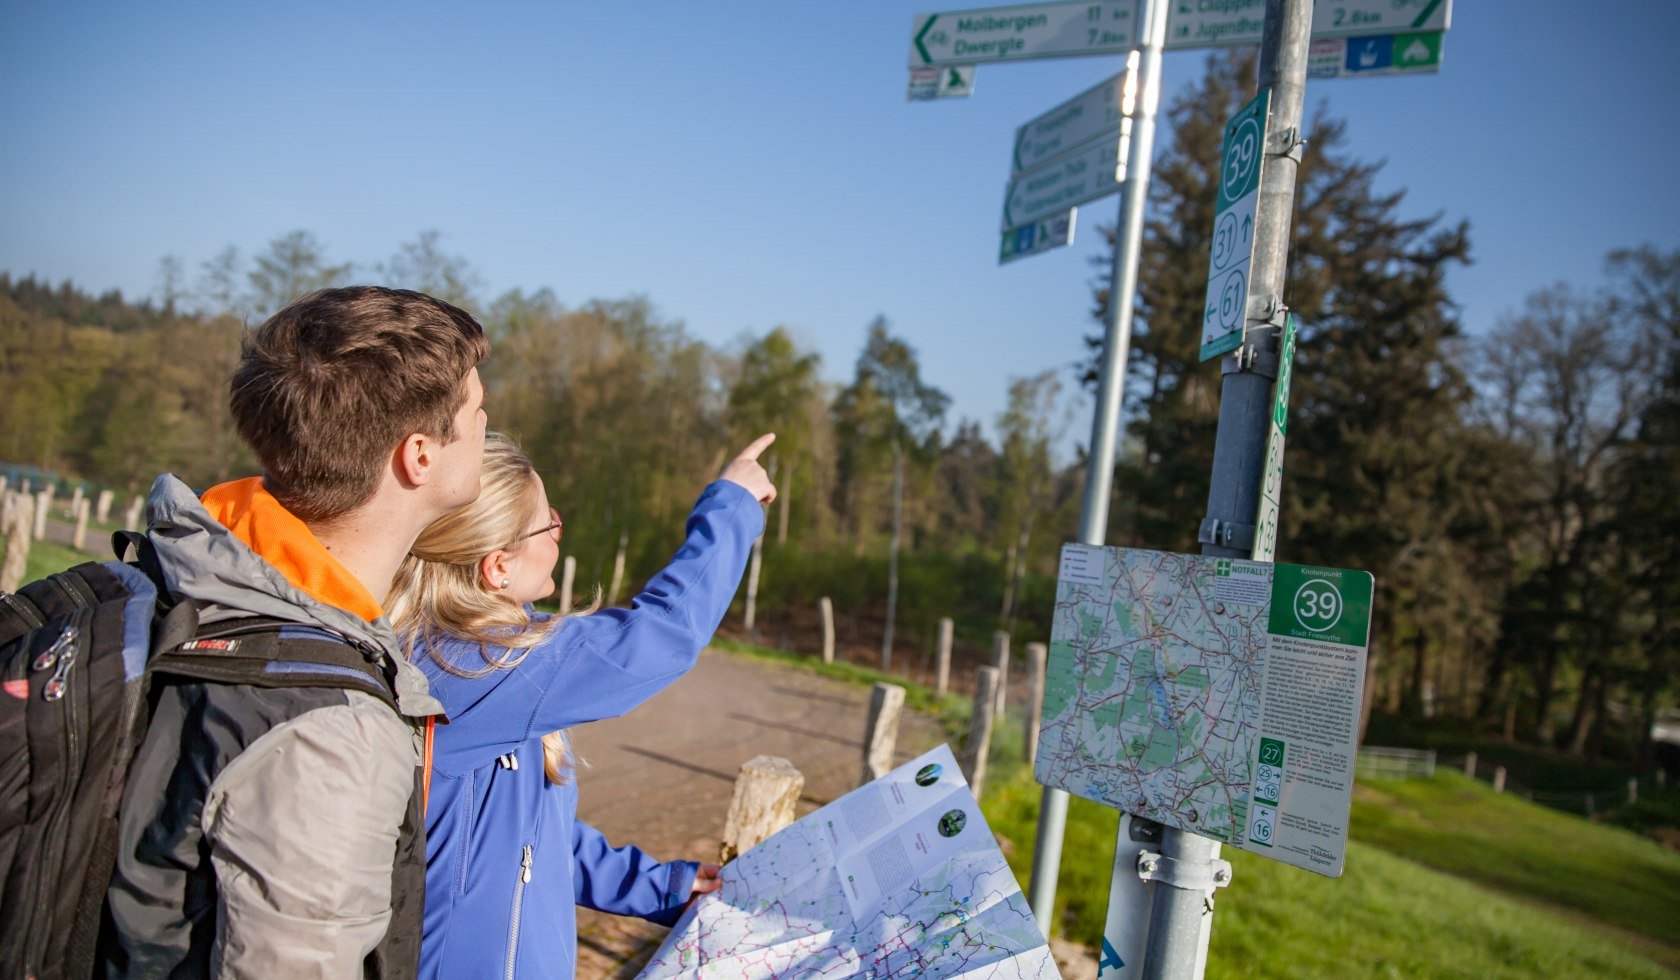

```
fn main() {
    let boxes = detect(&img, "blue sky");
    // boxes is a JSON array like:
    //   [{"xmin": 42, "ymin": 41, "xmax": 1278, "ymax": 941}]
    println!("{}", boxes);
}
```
[{"xmin": 3, "ymin": 1, "xmax": 1677, "ymax": 438}]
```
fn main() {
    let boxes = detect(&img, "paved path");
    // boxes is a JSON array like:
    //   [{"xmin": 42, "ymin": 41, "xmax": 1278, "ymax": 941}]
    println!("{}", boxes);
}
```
[{"xmin": 566, "ymin": 647, "xmax": 950, "ymax": 977}]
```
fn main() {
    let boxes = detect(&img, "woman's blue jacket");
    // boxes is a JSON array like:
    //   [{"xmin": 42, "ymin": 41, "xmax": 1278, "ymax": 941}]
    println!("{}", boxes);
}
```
[{"xmin": 416, "ymin": 480, "xmax": 763, "ymax": 979}]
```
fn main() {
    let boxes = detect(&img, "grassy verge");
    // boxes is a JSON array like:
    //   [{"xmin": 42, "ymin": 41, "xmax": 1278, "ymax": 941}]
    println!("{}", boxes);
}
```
[
  {"xmin": 978, "ymin": 757, "xmax": 1679, "ymax": 978},
  {"xmin": 1351, "ymin": 771, "xmax": 1680, "ymax": 950}
]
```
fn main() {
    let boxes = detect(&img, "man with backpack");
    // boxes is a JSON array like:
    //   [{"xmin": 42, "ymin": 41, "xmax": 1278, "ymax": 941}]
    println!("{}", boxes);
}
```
[{"xmin": 95, "ymin": 286, "xmax": 490, "ymax": 977}]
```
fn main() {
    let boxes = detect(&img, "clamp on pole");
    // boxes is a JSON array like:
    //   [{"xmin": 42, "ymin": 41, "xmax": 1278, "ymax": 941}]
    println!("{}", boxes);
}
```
[
  {"xmin": 1268, "ymin": 125, "xmax": 1307, "ymax": 163},
  {"xmin": 1137, "ymin": 851, "xmax": 1234, "ymax": 892},
  {"xmin": 1197, "ymin": 517, "xmax": 1256, "ymax": 551}
]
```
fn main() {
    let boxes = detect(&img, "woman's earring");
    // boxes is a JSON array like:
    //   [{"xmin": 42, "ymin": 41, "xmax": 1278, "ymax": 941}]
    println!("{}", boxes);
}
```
[{"xmin": 499, "ymin": 578, "xmax": 510, "ymax": 589}]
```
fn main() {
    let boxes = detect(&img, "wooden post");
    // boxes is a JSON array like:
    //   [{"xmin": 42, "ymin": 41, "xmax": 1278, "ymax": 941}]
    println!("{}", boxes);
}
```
[
  {"xmin": 0, "ymin": 475, "xmax": 9, "ymax": 498},
  {"xmin": 1464, "ymin": 751, "xmax": 1477, "ymax": 780},
  {"xmin": 861, "ymin": 683, "xmax": 906, "ymax": 785},
  {"xmin": 34, "ymin": 489, "xmax": 50, "ymax": 541},
  {"xmin": 719, "ymin": 755, "xmax": 804, "ymax": 863},
  {"xmin": 1024, "ymin": 642, "xmax": 1047, "ymax": 768},
  {"xmin": 1492, "ymin": 766, "xmax": 1506, "ymax": 793},
  {"xmin": 935, "ymin": 617, "xmax": 953, "ymax": 697},
  {"xmin": 69, "ymin": 486, "xmax": 84, "ymax": 517},
  {"xmin": 1628, "ymin": 777, "xmax": 1639, "ymax": 805},
  {"xmin": 743, "ymin": 535, "xmax": 764, "ymax": 635},
  {"xmin": 95, "ymin": 489, "xmax": 114, "ymax": 523},
  {"xmin": 991, "ymin": 630, "xmax": 1010, "ymax": 720},
  {"xmin": 607, "ymin": 530, "xmax": 628, "ymax": 606},
  {"xmin": 964, "ymin": 666, "xmax": 1000, "ymax": 800},
  {"xmin": 125, "ymin": 494, "xmax": 145, "ymax": 531},
  {"xmin": 559, "ymin": 555, "xmax": 576, "ymax": 612},
  {"xmin": 819, "ymin": 596, "xmax": 835, "ymax": 665},
  {"xmin": 72, "ymin": 499, "xmax": 90, "ymax": 551},
  {"xmin": 1, "ymin": 493, "xmax": 32, "ymax": 592}
]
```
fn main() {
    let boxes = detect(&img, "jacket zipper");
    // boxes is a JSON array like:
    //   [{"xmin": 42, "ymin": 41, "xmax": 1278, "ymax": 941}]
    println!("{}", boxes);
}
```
[
  {"xmin": 25, "ymin": 614, "xmax": 88, "ymax": 971},
  {"xmin": 505, "ymin": 844, "xmax": 533, "ymax": 980}
]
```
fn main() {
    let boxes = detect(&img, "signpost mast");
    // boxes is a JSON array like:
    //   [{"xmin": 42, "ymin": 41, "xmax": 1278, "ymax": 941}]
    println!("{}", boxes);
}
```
[
  {"xmin": 1025, "ymin": 0, "xmax": 1170, "ymax": 936},
  {"xmin": 1138, "ymin": 1, "xmax": 1314, "ymax": 976}
]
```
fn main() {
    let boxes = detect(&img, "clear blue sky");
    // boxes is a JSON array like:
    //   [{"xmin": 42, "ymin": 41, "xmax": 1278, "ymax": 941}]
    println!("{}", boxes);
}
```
[{"xmin": 4, "ymin": 1, "xmax": 1677, "ymax": 438}]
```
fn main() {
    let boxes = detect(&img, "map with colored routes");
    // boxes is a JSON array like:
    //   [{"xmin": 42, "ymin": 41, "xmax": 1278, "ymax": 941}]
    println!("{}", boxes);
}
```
[
  {"xmin": 639, "ymin": 745, "xmax": 1055, "ymax": 979},
  {"xmin": 1036, "ymin": 547, "xmax": 1267, "ymax": 844},
  {"xmin": 1034, "ymin": 544, "xmax": 1374, "ymax": 875}
]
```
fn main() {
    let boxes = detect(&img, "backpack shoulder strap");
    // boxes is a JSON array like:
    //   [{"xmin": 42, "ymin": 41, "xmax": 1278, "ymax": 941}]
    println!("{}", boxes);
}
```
[{"xmin": 152, "ymin": 617, "xmax": 400, "ymax": 713}]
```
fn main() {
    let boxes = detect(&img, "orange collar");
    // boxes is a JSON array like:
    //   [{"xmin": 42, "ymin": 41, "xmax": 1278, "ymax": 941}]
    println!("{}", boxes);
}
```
[{"xmin": 199, "ymin": 477, "xmax": 385, "ymax": 623}]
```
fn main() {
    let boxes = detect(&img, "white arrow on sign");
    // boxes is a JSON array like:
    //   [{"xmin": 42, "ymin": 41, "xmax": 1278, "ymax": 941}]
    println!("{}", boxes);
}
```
[
  {"xmin": 1013, "ymin": 63, "xmax": 1136, "ymax": 176},
  {"xmin": 1163, "ymin": 0, "xmax": 1451, "ymax": 50},
  {"xmin": 910, "ymin": 1, "xmax": 1136, "ymax": 67},
  {"xmin": 1002, "ymin": 134, "xmax": 1125, "ymax": 231}
]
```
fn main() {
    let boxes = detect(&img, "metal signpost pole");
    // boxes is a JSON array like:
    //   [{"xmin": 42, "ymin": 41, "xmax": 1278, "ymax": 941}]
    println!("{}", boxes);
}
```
[
  {"xmin": 1026, "ymin": 0, "xmax": 1171, "ymax": 936},
  {"xmin": 1137, "ymin": 1, "xmax": 1313, "ymax": 977}
]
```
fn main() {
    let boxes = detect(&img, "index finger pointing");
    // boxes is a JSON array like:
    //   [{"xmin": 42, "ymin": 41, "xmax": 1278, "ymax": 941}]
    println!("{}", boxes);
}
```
[{"xmin": 735, "ymin": 432, "xmax": 776, "ymax": 461}]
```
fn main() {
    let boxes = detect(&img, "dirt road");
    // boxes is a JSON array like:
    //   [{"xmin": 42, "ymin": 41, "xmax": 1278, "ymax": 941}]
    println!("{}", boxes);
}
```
[{"xmin": 566, "ymin": 647, "xmax": 951, "ymax": 976}]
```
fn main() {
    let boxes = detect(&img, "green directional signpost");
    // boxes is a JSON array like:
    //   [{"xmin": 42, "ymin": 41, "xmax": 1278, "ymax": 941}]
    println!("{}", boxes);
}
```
[
  {"xmin": 1199, "ymin": 89, "xmax": 1270, "ymax": 361},
  {"xmin": 899, "ymin": 2, "xmax": 1452, "ymax": 974}
]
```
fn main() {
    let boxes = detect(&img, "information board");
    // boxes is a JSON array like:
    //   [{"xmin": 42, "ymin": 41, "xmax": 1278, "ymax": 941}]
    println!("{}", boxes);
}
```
[{"xmin": 1037, "ymin": 545, "xmax": 1373, "ymax": 875}]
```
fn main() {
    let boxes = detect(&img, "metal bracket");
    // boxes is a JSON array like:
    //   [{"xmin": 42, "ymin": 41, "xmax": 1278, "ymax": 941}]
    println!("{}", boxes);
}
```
[
  {"xmin": 1197, "ymin": 517, "xmax": 1256, "ymax": 551},
  {"xmin": 1268, "ymin": 126, "xmax": 1307, "ymax": 163},
  {"xmin": 1137, "ymin": 851, "xmax": 1234, "ymax": 892}
]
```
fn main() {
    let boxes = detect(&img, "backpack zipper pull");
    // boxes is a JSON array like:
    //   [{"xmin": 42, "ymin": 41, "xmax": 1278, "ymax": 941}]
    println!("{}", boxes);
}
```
[
  {"xmin": 32, "ymin": 625, "xmax": 78, "ymax": 673},
  {"xmin": 520, "ymin": 845, "xmax": 533, "ymax": 884},
  {"xmin": 42, "ymin": 631, "xmax": 81, "ymax": 701}
]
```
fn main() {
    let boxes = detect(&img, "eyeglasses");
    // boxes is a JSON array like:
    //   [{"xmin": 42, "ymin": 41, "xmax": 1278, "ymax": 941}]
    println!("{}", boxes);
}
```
[{"xmin": 517, "ymin": 506, "xmax": 563, "ymax": 544}]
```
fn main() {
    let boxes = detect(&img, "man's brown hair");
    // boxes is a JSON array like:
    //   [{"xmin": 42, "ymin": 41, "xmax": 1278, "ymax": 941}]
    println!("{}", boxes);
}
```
[{"xmin": 230, "ymin": 286, "xmax": 491, "ymax": 523}]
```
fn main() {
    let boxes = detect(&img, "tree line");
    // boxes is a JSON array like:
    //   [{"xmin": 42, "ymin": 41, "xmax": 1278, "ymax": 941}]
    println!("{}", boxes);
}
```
[{"xmin": 2, "ymin": 53, "xmax": 1673, "ymax": 767}]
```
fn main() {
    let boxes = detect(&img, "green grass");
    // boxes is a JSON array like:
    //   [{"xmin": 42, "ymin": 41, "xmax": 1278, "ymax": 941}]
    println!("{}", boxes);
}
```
[
  {"xmin": 976, "ymin": 758, "xmax": 1680, "ymax": 977},
  {"xmin": 1350, "ymin": 771, "xmax": 1680, "ymax": 951}
]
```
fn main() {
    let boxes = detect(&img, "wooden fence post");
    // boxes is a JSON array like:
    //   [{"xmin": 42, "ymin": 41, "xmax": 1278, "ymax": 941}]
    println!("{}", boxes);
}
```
[
  {"xmin": 819, "ymin": 597, "xmax": 835, "ymax": 665},
  {"xmin": 861, "ymin": 683, "xmax": 906, "ymax": 785},
  {"xmin": 964, "ymin": 666, "xmax": 1000, "ymax": 800},
  {"xmin": 2, "ymin": 494, "xmax": 33, "ymax": 592},
  {"xmin": 1024, "ymin": 642, "xmax": 1047, "ymax": 768},
  {"xmin": 1628, "ymin": 777, "xmax": 1639, "ymax": 806},
  {"xmin": 72, "ymin": 499, "xmax": 90, "ymax": 551},
  {"xmin": 720, "ymin": 755, "xmax": 804, "ymax": 863},
  {"xmin": 935, "ymin": 617, "xmax": 952, "ymax": 697},
  {"xmin": 991, "ymin": 630, "xmax": 1010, "ymax": 720},
  {"xmin": 743, "ymin": 535, "xmax": 764, "ymax": 636},
  {"xmin": 34, "ymin": 489, "xmax": 51, "ymax": 541},
  {"xmin": 69, "ymin": 486, "xmax": 83, "ymax": 517},
  {"xmin": 1492, "ymin": 766, "xmax": 1506, "ymax": 793},
  {"xmin": 1464, "ymin": 751, "xmax": 1477, "ymax": 779},
  {"xmin": 607, "ymin": 530, "xmax": 629, "ymax": 605},
  {"xmin": 125, "ymin": 495, "xmax": 145, "ymax": 531},
  {"xmin": 96, "ymin": 489, "xmax": 114, "ymax": 523},
  {"xmin": 559, "ymin": 555, "xmax": 576, "ymax": 612}
]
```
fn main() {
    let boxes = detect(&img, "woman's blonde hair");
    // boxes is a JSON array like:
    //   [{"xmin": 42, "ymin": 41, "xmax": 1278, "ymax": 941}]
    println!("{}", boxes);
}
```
[{"xmin": 387, "ymin": 431, "xmax": 599, "ymax": 784}]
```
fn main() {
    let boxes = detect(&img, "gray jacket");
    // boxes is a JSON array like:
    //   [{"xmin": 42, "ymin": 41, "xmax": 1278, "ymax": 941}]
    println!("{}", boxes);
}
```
[{"xmin": 105, "ymin": 475, "xmax": 441, "ymax": 979}]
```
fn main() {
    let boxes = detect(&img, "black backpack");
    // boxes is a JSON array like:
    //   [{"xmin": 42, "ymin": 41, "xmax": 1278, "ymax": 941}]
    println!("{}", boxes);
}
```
[{"xmin": 0, "ymin": 532, "xmax": 409, "ymax": 980}]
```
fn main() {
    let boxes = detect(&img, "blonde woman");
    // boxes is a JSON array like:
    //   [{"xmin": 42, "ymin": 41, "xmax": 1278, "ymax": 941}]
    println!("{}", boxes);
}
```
[{"xmin": 388, "ymin": 431, "xmax": 776, "ymax": 979}]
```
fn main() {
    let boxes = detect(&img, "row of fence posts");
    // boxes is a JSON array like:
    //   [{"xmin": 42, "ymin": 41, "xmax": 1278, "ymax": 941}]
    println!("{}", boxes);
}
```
[
  {"xmin": 0, "ymin": 478, "xmax": 149, "ymax": 592},
  {"xmin": 715, "ymin": 615, "xmax": 1052, "ymax": 860},
  {"xmin": 1461, "ymin": 751, "xmax": 1648, "ymax": 814}
]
